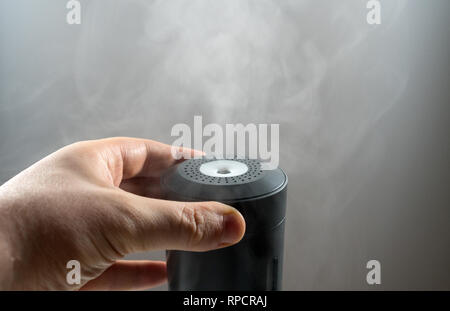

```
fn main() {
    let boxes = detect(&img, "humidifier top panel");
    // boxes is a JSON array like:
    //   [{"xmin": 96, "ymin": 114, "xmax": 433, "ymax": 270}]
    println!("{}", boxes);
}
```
[
  {"xmin": 183, "ymin": 159, "xmax": 262, "ymax": 185},
  {"xmin": 161, "ymin": 158, "xmax": 287, "ymax": 202}
]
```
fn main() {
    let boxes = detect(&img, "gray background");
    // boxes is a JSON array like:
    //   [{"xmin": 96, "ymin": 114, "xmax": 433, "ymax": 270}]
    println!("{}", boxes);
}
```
[{"xmin": 0, "ymin": 0, "xmax": 449, "ymax": 290}]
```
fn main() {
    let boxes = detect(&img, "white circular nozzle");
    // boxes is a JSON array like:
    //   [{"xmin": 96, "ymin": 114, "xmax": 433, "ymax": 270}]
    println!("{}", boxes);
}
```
[{"xmin": 199, "ymin": 160, "xmax": 248, "ymax": 178}]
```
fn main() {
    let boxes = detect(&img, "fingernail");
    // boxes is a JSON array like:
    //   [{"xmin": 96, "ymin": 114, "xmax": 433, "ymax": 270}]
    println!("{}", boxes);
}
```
[{"xmin": 220, "ymin": 212, "xmax": 244, "ymax": 246}]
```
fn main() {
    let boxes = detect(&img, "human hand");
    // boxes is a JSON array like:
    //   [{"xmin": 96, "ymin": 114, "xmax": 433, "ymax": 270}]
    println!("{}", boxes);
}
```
[{"xmin": 0, "ymin": 137, "xmax": 246, "ymax": 290}]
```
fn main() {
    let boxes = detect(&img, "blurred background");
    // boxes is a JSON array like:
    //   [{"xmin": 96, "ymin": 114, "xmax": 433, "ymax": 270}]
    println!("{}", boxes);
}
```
[{"xmin": 0, "ymin": 0, "xmax": 449, "ymax": 290}]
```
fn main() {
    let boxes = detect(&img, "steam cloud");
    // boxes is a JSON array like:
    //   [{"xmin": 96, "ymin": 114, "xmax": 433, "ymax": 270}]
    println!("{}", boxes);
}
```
[{"xmin": 72, "ymin": 0, "xmax": 409, "ymax": 208}]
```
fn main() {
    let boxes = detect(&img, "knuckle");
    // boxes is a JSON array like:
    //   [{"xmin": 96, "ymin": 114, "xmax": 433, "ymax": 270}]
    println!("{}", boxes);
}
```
[
  {"xmin": 179, "ymin": 204, "xmax": 216, "ymax": 246},
  {"xmin": 67, "ymin": 140, "xmax": 94, "ymax": 153}
]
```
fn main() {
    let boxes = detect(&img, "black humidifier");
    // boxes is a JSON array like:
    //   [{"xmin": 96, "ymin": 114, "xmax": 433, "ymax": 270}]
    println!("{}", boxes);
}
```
[{"xmin": 161, "ymin": 158, "xmax": 287, "ymax": 290}]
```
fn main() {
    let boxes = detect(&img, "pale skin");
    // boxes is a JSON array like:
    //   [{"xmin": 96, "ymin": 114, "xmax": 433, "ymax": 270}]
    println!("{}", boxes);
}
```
[{"xmin": 0, "ymin": 137, "xmax": 246, "ymax": 290}]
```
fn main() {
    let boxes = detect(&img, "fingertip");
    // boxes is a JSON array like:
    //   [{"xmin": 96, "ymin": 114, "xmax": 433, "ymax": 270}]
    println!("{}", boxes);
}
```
[
  {"xmin": 219, "ymin": 210, "xmax": 246, "ymax": 247},
  {"xmin": 171, "ymin": 146, "xmax": 205, "ymax": 162}
]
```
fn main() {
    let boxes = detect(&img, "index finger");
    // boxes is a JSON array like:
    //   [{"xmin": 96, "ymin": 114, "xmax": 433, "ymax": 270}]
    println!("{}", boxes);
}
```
[{"xmin": 92, "ymin": 137, "xmax": 202, "ymax": 182}]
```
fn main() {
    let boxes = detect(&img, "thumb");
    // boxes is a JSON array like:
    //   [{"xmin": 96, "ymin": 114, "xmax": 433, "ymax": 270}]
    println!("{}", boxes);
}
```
[{"xmin": 111, "ymin": 191, "xmax": 246, "ymax": 254}]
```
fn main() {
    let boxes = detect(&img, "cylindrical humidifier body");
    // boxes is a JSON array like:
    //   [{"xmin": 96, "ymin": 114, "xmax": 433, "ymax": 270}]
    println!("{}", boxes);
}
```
[{"xmin": 161, "ymin": 158, "xmax": 288, "ymax": 290}]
